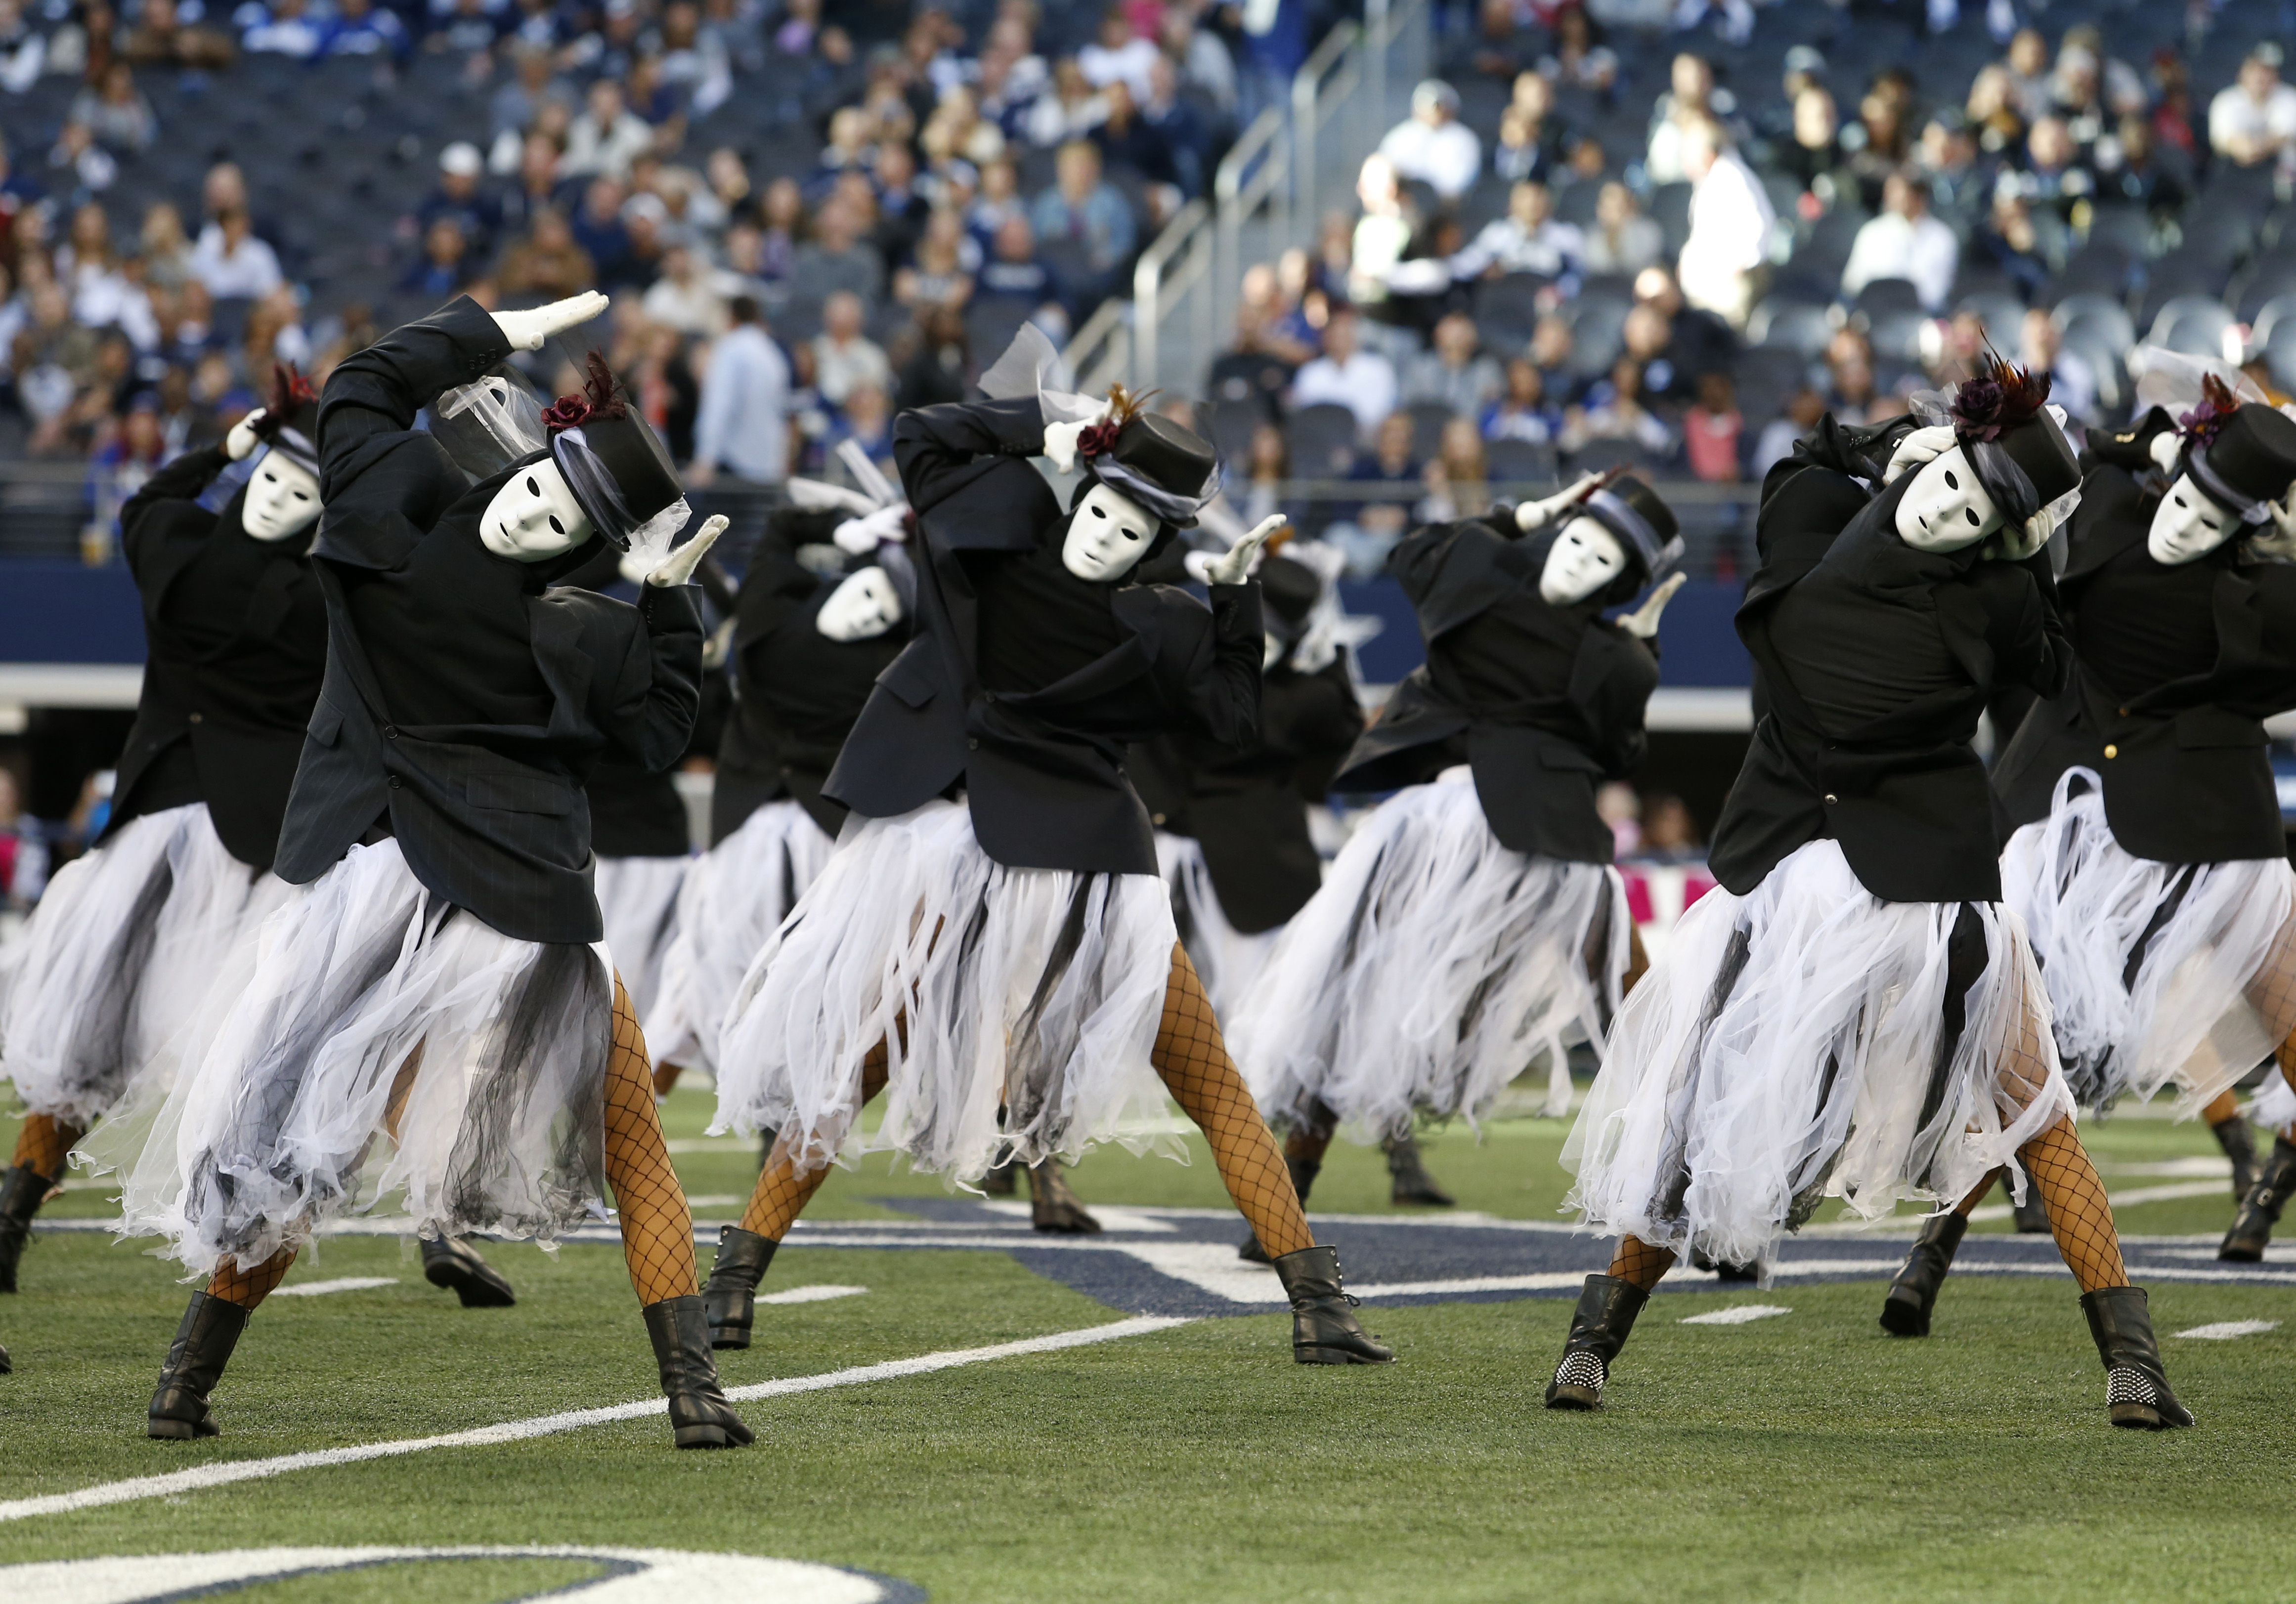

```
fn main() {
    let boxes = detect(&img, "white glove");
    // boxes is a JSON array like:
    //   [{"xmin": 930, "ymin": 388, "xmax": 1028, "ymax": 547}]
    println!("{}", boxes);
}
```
[
  {"xmin": 1619, "ymin": 571, "xmax": 1686, "ymax": 639},
  {"xmin": 644, "ymin": 514, "xmax": 728, "ymax": 588},
  {"xmin": 1041, "ymin": 412, "xmax": 1098, "ymax": 473},
  {"xmin": 2256, "ymin": 488, "xmax": 2296, "ymax": 560},
  {"xmin": 225, "ymin": 407, "xmax": 266, "ymax": 462},
  {"xmin": 1204, "ymin": 513, "xmax": 1287, "ymax": 586},
  {"xmin": 832, "ymin": 503, "xmax": 907, "ymax": 554},
  {"xmin": 1882, "ymin": 424, "xmax": 1958, "ymax": 485},
  {"xmin": 1989, "ymin": 502, "xmax": 2059, "ymax": 563},
  {"xmin": 492, "ymin": 291, "xmax": 610, "ymax": 353},
  {"xmin": 2148, "ymin": 428, "xmax": 2181, "ymax": 474},
  {"xmin": 1514, "ymin": 471, "xmax": 1605, "ymax": 533}
]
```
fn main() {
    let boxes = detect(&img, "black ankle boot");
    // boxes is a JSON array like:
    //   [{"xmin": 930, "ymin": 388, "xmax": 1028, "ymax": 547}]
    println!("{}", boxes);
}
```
[
  {"xmin": 420, "ymin": 1235, "xmax": 517, "ymax": 1308},
  {"xmin": 1689, "ymin": 1248, "xmax": 1759, "ymax": 1282},
  {"xmin": 643, "ymin": 1295, "xmax": 754, "ymax": 1448},
  {"xmin": 147, "ymin": 1292, "xmax": 250, "ymax": 1439},
  {"xmin": 1025, "ymin": 1159, "xmax": 1101, "ymax": 1233},
  {"xmin": 1270, "ymin": 1244, "xmax": 1391, "ymax": 1363},
  {"xmin": 1383, "ymin": 1134, "xmax": 1456, "ymax": 1206},
  {"xmin": 1545, "ymin": 1274, "xmax": 1649, "ymax": 1409},
  {"xmin": 1880, "ymin": 1212, "xmax": 1969, "ymax": 1337},
  {"xmin": 701, "ymin": 1224, "xmax": 777, "ymax": 1349},
  {"xmin": 981, "ymin": 1156, "xmax": 1018, "ymax": 1196},
  {"xmin": 2218, "ymin": 1136, "xmax": 2296, "ymax": 1262},
  {"xmin": 0, "ymin": 1165, "xmax": 57, "ymax": 1294},
  {"xmin": 2080, "ymin": 1286, "xmax": 2195, "ymax": 1429},
  {"xmin": 2211, "ymin": 1113, "xmax": 2260, "ymax": 1205},
  {"xmin": 1239, "ymin": 1156, "xmax": 1321, "ymax": 1263}
]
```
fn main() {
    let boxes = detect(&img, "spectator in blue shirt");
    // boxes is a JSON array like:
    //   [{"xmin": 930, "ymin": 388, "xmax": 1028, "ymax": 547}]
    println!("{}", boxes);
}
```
[
  {"xmin": 325, "ymin": 0, "xmax": 409, "ymax": 59},
  {"xmin": 416, "ymin": 142, "xmax": 505, "ymax": 259},
  {"xmin": 975, "ymin": 213, "xmax": 1051, "ymax": 305},
  {"xmin": 1027, "ymin": 139, "xmax": 1136, "ymax": 305}
]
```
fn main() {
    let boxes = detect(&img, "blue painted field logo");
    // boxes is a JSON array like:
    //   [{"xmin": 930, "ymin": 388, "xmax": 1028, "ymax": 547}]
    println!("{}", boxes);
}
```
[{"xmin": 0, "ymin": 1546, "xmax": 927, "ymax": 1602}]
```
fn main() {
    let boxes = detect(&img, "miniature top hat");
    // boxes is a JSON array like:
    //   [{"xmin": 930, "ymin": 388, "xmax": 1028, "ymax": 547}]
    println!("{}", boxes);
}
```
[{"xmin": 542, "ymin": 352, "xmax": 686, "ymax": 552}]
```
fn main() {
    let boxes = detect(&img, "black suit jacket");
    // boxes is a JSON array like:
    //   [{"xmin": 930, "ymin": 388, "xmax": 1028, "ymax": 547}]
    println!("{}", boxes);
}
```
[
  {"xmin": 277, "ymin": 297, "xmax": 705, "ymax": 943},
  {"xmin": 824, "ymin": 397, "xmax": 1263, "ymax": 876},
  {"xmin": 711, "ymin": 507, "xmax": 908, "ymax": 845},
  {"xmin": 1993, "ymin": 461, "xmax": 2296, "ymax": 862},
  {"xmin": 101, "ymin": 446, "xmax": 328, "ymax": 870},
  {"xmin": 1710, "ymin": 474, "xmax": 2071, "ymax": 903},
  {"xmin": 1132, "ymin": 656, "xmax": 1363, "ymax": 932},
  {"xmin": 1332, "ymin": 515, "xmax": 1658, "ymax": 865}
]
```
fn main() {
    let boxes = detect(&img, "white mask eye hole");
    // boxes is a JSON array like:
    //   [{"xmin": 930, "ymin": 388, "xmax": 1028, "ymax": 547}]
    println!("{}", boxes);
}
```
[
  {"xmin": 525, "ymin": 475, "xmax": 540, "ymax": 497},
  {"xmin": 1124, "ymin": 527, "xmax": 1141, "ymax": 541},
  {"xmin": 548, "ymin": 515, "xmax": 563, "ymax": 534},
  {"xmin": 2173, "ymin": 494, "xmax": 2186, "ymax": 507},
  {"xmin": 1091, "ymin": 503, "xmax": 1108, "ymax": 519},
  {"xmin": 294, "ymin": 490, "xmax": 309, "ymax": 502},
  {"xmin": 1943, "ymin": 468, "xmax": 1958, "ymax": 489},
  {"xmin": 1965, "ymin": 507, "xmax": 1980, "ymax": 526}
]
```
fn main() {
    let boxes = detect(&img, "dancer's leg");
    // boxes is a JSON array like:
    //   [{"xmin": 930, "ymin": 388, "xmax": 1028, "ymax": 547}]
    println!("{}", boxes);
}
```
[
  {"xmin": 0, "ymin": 1114, "xmax": 85, "ymax": 1291},
  {"xmin": 2225, "ymin": 1036, "xmax": 2296, "ymax": 1259},
  {"xmin": 604, "ymin": 976, "xmax": 700, "ymax": 1307},
  {"xmin": 147, "ymin": 1245, "xmax": 298, "ymax": 1439},
  {"xmin": 1606, "ymin": 1234, "xmax": 1677, "ymax": 1291},
  {"xmin": 1238, "ymin": 1098, "xmax": 1334, "ymax": 1262},
  {"xmin": 2201, "ymin": 1087, "xmax": 2259, "ymax": 1201},
  {"xmin": 10, "ymin": 1113, "xmax": 82, "ymax": 1181},
  {"xmin": 206, "ymin": 1247, "xmax": 299, "ymax": 1309},
  {"xmin": 1547, "ymin": 1234, "xmax": 1672, "ymax": 1410},
  {"xmin": 653, "ymin": 1061, "xmax": 685, "ymax": 1097}
]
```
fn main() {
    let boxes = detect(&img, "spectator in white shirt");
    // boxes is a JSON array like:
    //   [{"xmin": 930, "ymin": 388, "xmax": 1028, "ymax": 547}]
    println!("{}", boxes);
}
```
[
  {"xmin": 188, "ymin": 209, "xmax": 283, "ymax": 299},
  {"xmin": 811, "ymin": 289, "xmax": 893, "ymax": 406},
  {"xmin": 2209, "ymin": 45, "xmax": 2296, "ymax": 169},
  {"xmin": 1290, "ymin": 308, "xmax": 1399, "ymax": 439},
  {"xmin": 1676, "ymin": 118, "xmax": 1774, "ymax": 329},
  {"xmin": 1077, "ymin": 4, "xmax": 1159, "ymax": 102},
  {"xmin": 562, "ymin": 78, "xmax": 654, "ymax": 180},
  {"xmin": 689, "ymin": 296, "xmax": 790, "ymax": 486},
  {"xmin": 1840, "ymin": 171, "xmax": 1961, "ymax": 311},
  {"xmin": 1386, "ymin": 177, "xmax": 1584, "ymax": 295},
  {"xmin": 1376, "ymin": 79, "xmax": 1483, "ymax": 200}
]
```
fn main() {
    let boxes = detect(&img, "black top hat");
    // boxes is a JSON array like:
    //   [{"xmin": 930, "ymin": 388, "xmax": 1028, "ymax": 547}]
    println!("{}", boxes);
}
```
[
  {"xmin": 252, "ymin": 364, "xmax": 321, "ymax": 473},
  {"xmin": 544, "ymin": 353, "xmax": 685, "ymax": 551},
  {"xmin": 1259, "ymin": 553, "xmax": 1320, "ymax": 632},
  {"xmin": 1582, "ymin": 474, "xmax": 1684, "ymax": 582},
  {"xmin": 2185, "ymin": 402, "xmax": 2296, "ymax": 524},
  {"xmin": 1942, "ymin": 356, "xmax": 2079, "ymax": 524},
  {"xmin": 1082, "ymin": 404, "xmax": 1219, "ymax": 528}
]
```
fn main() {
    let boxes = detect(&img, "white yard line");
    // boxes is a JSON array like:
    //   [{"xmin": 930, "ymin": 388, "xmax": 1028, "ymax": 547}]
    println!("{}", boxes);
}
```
[
  {"xmin": 758, "ymin": 1284, "xmax": 867, "ymax": 1305},
  {"xmin": 1680, "ymin": 1305, "xmax": 1791, "ymax": 1325},
  {"xmin": 266, "ymin": 1278, "xmax": 400, "ymax": 1299},
  {"xmin": 0, "ymin": 1315, "xmax": 1190, "ymax": 1525},
  {"xmin": 2172, "ymin": 1320, "xmax": 2281, "ymax": 1341}
]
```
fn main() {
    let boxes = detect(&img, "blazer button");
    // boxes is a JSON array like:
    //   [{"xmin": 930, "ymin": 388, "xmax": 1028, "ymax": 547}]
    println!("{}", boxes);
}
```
[
  {"xmin": 967, "ymin": 738, "xmax": 978, "ymax": 750},
  {"xmin": 388, "ymin": 775, "xmax": 403, "ymax": 789},
  {"xmin": 384, "ymin": 725, "xmax": 398, "ymax": 739},
  {"xmin": 2118, "ymin": 706, "xmax": 2129, "ymax": 718},
  {"xmin": 1823, "ymin": 793, "xmax": 1838, "ymax": 805},
  {"xmin": 2103, "ymin": 744, "xmax": 2118, "ymax": 759},
  {"xmin": 187, "ymin": 711, "xmax": 202, "ymax": 723},
  {"xmin": 1152, "ymin": 812, "xmax": 1167, "ymax": 825}
]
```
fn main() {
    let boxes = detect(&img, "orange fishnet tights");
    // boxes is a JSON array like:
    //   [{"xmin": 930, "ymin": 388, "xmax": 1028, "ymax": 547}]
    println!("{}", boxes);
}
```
[
  {"xmin": 11, "ymin": 1113, "xmax": 83, "ymax": 1181},
  {"xmin": 605, "ymin": 975, "xmax": 698, "ymax": 1306},
  {"xmin": 206, "ymin": 1246, "xmax": 298, "ymax": 1309},
  {"xmin": 1608, "ymin": 1235, "xmax": 1676, "ymax": 1290},
  {"xmin": 2017, "ymin": 1117, "xmax": 2128, "ymax": 1292},
  {"xmin": 738, "ymin": 1035, "xmax": 895, "ymax": 1239}
]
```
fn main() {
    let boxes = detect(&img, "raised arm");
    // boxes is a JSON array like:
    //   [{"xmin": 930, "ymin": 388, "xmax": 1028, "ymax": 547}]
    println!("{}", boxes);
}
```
[
  {"xmin": 315, "ymin": 295, "xmax": 517, "ymax": 492},
  {"xmin": 120, "ymin": 443, "xmax": 233, "ymax": 560},
  {"xmin": 1161, "ymin": 583, "xmax": 1266, "ymax": 751},
  {"xmin": 891, "ymin": 396, "xmax": 1046, "ymax": 518}
]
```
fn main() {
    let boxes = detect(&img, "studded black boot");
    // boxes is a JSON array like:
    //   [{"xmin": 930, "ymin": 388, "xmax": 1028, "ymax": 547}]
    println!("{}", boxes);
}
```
[
  {"xmin": 2080, "ymin": 1286, "xmax": 2195, "ymax": 1429},
  {"xmin": 643, "ymin": 1295, "xmax": 754, "ymax": 1448},
  {"xmin": 1383, "ymin": 1134, "xmax": 1456, "ymax": 1206},
  {"xmin": 1545, "ymin": 1274, "xmax": 1650, "ymax": 1410},
  {"xmin": 1270, "ymin": 1244, "xmax": 1392, "ymax": 1363},
  {"xmin": 700, "ymin": 1224, "xmax": 778, "ymax": 1349},
  {"xmin": 0, "ymin": 1164, "xmax": 57, "ymax": 1294},
  {"xmin": 1879, "ymin": 1211, "xmax": 1969, "ymax": 1337},
  {"xmin": 2218, "ymin": 1136, "xmax": 2296, "ymax": 1262},
  {"xmin": 1025, "ymin": 1159, "xmax": 1101, "ymax": 1233},
  {"xmin": 420, "ymin": 1235, "xmax": 517, "ymax": 1307},
  {"xmin": 147, "ymin": 1293, "xmax": 251, "ymax": 1439},
  {"xmin": 2211, "ymin": 1111, "xmax": 2260, "ymax": 1205},
  {"xmin": 1239, "ymin": 1155, "xmax": 1320, "ymax": 1263}
]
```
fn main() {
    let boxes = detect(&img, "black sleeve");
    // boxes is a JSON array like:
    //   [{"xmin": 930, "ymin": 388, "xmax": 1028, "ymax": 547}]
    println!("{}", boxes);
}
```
[
  {"xmin": 120, "ymin": 445, "xmax": 232, "ymax": 566},
  {"xmin": 1583, "ymin": 629, "xmax": 1658, "ymax": 777},
  {"xmin": 891, "ymin": 397, "xmax": 1046, "ymax": 519},
  {"xmin": 315, "ymin": 295, "xmax": 515, "ymax": 503},
  {"xmin": 1159, "ymin": 583, "xmax": 1265, "ymax": 750},
  {"xmin": 1983, "ymin": 556, "xmax": 2073, "ymax": 701},
  {"xmin": 595, "ymin": 583, "xmax": 707, "ymax": 773}
]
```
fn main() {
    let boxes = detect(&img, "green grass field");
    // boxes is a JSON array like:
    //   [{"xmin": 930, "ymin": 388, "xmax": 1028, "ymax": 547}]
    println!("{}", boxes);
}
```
[{"xmin": 2, "ymin": 1088, "xmax": 2291, "ymax": 1603}]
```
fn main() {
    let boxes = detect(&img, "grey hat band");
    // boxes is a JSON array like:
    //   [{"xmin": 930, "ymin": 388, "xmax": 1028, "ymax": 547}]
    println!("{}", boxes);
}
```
[
  {"xmin": 1585, "ymin": 487, "xmax": 1684, "ymax": 577},
  {"xmin": 2185, "ymin": 440, "xmax": 2278, "ymax": 526},
  {"xmin": 1093, "ymin": 456, "xmax": 1221, "ymax": 528}
]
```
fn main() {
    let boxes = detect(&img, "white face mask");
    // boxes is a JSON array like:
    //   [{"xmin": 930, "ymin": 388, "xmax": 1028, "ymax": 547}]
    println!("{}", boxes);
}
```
[
  {"xmin": 816, "ymin": 565, "xmax": 905, "ymax": 641},
  {"xmin": 480, "ymin": 459, "xmax": 593, "ymax": 561},
  {"xmin": 241, "ymin": 450, "xmax": 322, "ymax": 543},
  {"xmin": 1538, "ymin": 516, "xmax": 1628, "ymax": 604},
  {"xmin": 2146, "ymin": 472, "xmax": 2237, "ymax": 565},
  {"xmin": 1061, "ymin": 481, "xmax": 1157, "ymax": 581},
  {"xmin": 1893, "ymin": 444, "xmax": 2005, "ymax": 551}
]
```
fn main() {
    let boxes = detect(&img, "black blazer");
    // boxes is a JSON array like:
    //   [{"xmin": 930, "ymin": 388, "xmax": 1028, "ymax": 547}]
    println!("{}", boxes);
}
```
[
  {"xmin": 1993, "ymin": 461, "xmax": 2296, "ymax": 863},
  {"xmin": 1709, "ymin": 473, "xmax": 2071, "ymax": 903},
  {"xmin": 711, "ymin": 507, "xmax": 908, "ymax": 845},
  {"xmin": 101, "ymin": 446, "xmax": 328, "ymax": 871},
  {"xmin": 824, "ymin": 397, "xmax": 1263, "ymax": 876},
  {"xmin": 1333, "ymin": 514, "xmax": 1658, "ymax": 865},
  {"xmin": 1131, "ymin": 655, "xmax": 1363, "ymax": 933},
  {"xmin": 276, "ymin": 297, "xmax": 705, "ymax": 944}
]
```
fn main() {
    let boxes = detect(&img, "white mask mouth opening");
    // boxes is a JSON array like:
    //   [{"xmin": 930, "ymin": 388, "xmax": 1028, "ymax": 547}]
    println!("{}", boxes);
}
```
[
  {"xmin": 816, "ymin": 565, "xmax": 906, "ymax": 641},
  {"xmin": 241, "ymin": 449, "xmax": 323, "ymax": 543},
  {"xmin": 1893, "ymin": 443, "xmax": 2007, "ymax": 551},
  {"xmin": 2146, "ymin": 473, "xmax": 2236, "ymax": 565},
  {"xmin": 1538, "ymin": 515, "xmax": 1629, "ymax": 604},
  {"xmin": 479, "ymin": 459, "xmax": 595, "ymax": 561},
  {"xmin": 1061, "ymin": 481, "xmax": 1158, "ymax": 581}
]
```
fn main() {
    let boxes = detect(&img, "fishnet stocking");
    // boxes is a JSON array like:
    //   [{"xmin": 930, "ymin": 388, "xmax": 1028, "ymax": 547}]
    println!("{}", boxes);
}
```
[
  {"xmin": 737, "ymin": 1032, "xmax": 895, "ymax": 1239},
  {"xmin": 1608, "ymin": 1233, "xmax": 1676, "ymax": 1290},
  {"xmin": 603, "ymin": 975, "xmax": 698, "ymax": 1306},
  {"xmin": 205, "ymin": 1246, "xmax": 297, "ymax": 1309},
  {"xmin": 2202, "ymin": 1089, "xmax": 2241, "ymax": 1127},
  {"xmin": 1153, "ymin": 945, "xmax": 1314, "ymax": 1258},
  {"xmin": 2018, "ymin": 1117, "xmax": 2128, "ymax": 1293},
  {"xmin": 1954, "ymin": 1169, "xmax": 2003, "ymax": 1216},
  {"xmin": 11, "ymin": 1113, "xmax": 83, "ymax": 1181}
]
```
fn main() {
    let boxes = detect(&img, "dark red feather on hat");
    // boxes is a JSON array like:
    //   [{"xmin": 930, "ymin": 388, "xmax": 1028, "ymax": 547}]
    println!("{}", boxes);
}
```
[
  {"xmin": 251, "ymin": 363, "xmax": 316, "ymax": 438},
  {"xmin": 542, "ymin": 350, "xmax": 630, "ymax": 433},
  {"xmin": 1948, "ymin": 351, "xmax": 2052, "ymax": 443},
  {"xmin": 2176, "ymin": 373, "xmax": 2240, "ymax": 450}
]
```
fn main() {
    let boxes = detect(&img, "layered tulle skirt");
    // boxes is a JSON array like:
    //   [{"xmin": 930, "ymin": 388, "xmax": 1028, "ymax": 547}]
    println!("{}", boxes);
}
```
[
  {"xmin": 1, "ymin": 803, "xmax": 293, "ymax": 1133},
  {"xmin": 711, "ymin": 799, "xmax": 1182, "ymax": 1184},
  {"xmin": 593, "ymin": 851, "xmax": 691, "ymax": 1030},
  {"xmin": 644, "ymin": 799, "xmax": 835, "ymax": 1077},
  {"xmin": 91, "ymin": 839, "xmax": 614, "ymax": 1277},
  {"xmin": 1155, "ymin": 831, "xmax": 1282, "ymax": 1021},
  {"xmin": 1564, "ymin": 839, "xmax": 2073, "ymax": 1271},
  {"xmin": 1226, "ymin": 769, "xmax": 1627, "ymax": 1137},
  {"xmin": 2001, "ymin": 768, "xmax": 2294, "ymax": 1114}
]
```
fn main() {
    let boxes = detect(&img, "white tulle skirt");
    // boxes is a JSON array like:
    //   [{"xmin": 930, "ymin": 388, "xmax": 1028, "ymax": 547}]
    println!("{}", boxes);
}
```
[
  {"xmin": 644, "ymin": 800, "xmax": 835, "ymax": 1077},
  {"xmin": 94, "ymin": 839, "xmax": 615, "ymax": 1278},
  {"xmin": 1564, "ymin": 839, "xmax": 2074, "ymax": 1270},
  {"xmin": 2001, "ymin": 768, "xmax": 2294, "ymax": 1114},
  {"xmin": 1155, "ymin": 831, "xmax": 1283, "ymax": 1021},
  {"xmin": 593, "ymin": 852, "xmax": 689, "ymax": 1028},
  {"xmin": 1226, "ymin": 769, "xmax": 1627, "ymax": 1137},
  {"xmin": 711, "ymin": 798, "xmax": 1183, "ymax": 1184},
  {"xmin": 1, "ymin": 804, "xmax": 294, "ymax": 1133}
]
